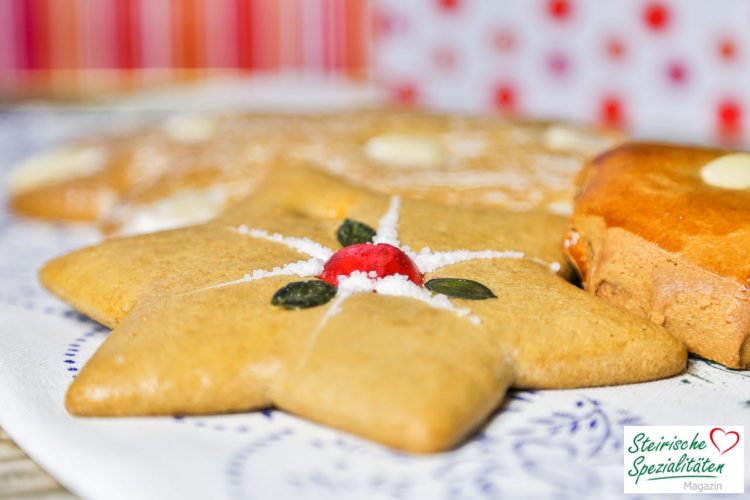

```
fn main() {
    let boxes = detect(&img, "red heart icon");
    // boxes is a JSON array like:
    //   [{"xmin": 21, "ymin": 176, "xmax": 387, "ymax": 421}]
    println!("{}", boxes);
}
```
[{"xmin": 709, "ymin": 427, "xmax": 740, "ymax": 455}]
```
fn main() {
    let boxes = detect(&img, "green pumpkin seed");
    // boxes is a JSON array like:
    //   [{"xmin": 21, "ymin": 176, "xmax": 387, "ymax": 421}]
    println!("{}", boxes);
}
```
[
  {"xmin": 425, "ymin": 278, "xmax": 497, "ymax": 300},
  {"xmin": 271, "ymin": 280, "xmax": 337, "ymax": 309},
  {"xmin": 336, "ymin": 218, "xmax": 376, "ymax": 247}
]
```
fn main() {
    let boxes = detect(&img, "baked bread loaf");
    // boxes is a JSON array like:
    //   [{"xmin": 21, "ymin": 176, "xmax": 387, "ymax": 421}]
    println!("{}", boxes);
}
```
[
  {"xmin": 565, "ymin": 142, "xmax": 750, "ymax": 369},
  {"xmin": 41, "ymin": 166, "xmax": 685, "ymax": 452},
  {"xmin": 8, "ymin": 110, "xmax": 622, "ymax": 235}
]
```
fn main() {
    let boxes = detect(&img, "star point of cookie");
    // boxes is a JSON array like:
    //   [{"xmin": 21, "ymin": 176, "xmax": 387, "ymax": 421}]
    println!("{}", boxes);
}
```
[{"xmin": 42, "ymin": 166, "xmax": 686, "ymax": 452}]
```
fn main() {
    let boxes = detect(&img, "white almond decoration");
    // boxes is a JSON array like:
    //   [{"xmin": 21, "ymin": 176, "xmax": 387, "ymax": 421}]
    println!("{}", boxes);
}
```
[
  {"xmin": 363, "ymin": 133, "xmax": 445, "ymax": 169},
  {"xmin": 542, "ymin": 125, "xmax": 613, "ymax": 155},
  {"xmin": 161, "ymin": 114, "xmax": 217, "ymax": 143},
  {"xmin": 118, "ymin": 186, "xmax": 230, "ymax": 236},
  {"xmin": 6, "ymin": 146, "xmax": 108, "ymax": 194},
  {"xmin": 700, "ymin": 153, "xmax": 750, "ymax": 190}
]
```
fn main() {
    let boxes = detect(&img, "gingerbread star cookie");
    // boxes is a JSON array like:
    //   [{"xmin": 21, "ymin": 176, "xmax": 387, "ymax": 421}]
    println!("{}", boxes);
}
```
[
  {"xmin": 7, "ymin": 134, "xmax": 131, "ymax": 221},
  {"xmin": 9, "ymin": 110, "xmax": 622, "ymax": 235},
  {"xmin": 8, "ymin": 113, "xmax": 308, "ymax": 224},
  {"xmin": 291, "ymin": 111, "xmax": 622, "ymax": 215},
  {"xmin": 566, "ymin": 142, "xmax": 750, "ymax": 369},
  {"xmin": 41, "ymin": 167, "xmax": 685, "ymax": 452}
]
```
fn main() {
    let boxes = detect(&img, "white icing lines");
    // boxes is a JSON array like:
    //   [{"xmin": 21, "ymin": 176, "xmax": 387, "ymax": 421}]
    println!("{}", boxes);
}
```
[
  {"xmin": 338, "ymin": 272, "xmax": 478, "ymax": 324},
  {"xmin": 372, "ymin": 196, "xmax": 401, "ymax": 246},
  {"xmin": 410, "ymin": 248, "xmax": 524, "ymax": 274},
  {"xmin": 193, "ymin": 225, "xmax": 336, "ymax": 293},
  {"xmin": 409, "ymin": 247, "xmax": 561, "ymax": 274},
  {"xmin": 234, "ymin": 226, "xmax": 334, "ymax": 260},
  {"xmin": 200, "ymin": 195, "xmax": 559, "ymax": 326},
  {"xmin": 296, "ymin": 272, "xmax": 478, "ymax": 371},
  {"xmin": 193, "ymin": 258, "xmax": 323, "ymax": 293},
  {"xmin": 300, "ymin": 290, "xmax": 351, "ymax": 363}
]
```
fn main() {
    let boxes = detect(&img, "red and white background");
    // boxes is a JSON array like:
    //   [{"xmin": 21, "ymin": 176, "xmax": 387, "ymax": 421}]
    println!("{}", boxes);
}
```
[
  {"xmin": 2, "ymin": 0, "xmax": 750, "ymax": 145},
  {"xmin": 374, "ymin": 0, "xmax": 750, "ymax": 146}
]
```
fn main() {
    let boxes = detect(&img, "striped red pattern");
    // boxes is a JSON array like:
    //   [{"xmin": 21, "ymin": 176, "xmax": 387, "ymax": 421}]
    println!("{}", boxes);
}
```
[{"xmin": 0, "ymin": 0, "xmax": 371, "ymax": 96}]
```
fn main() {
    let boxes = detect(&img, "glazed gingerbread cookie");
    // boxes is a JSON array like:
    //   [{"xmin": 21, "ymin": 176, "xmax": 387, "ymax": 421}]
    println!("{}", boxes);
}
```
[
  {"xmin": 41, "ymin": 167, "xmax": 685, "ymax": 452},
  {"xmin": 290, "ymin": 111, "xmax": 622, "ymax": 216},
  {"xmin": 566, "ymin": 142, "xmax": 750, "ymax": 369},
  {"xmin": 7, "ymin": 135, "xmax": 131, "ymax": 221},
  {"xmin": 9, "ymin": 110, "xmax": 622, "ymax": 235},
  {"xmin": 7, "ymin": 113, "xmax": 307, "ymax": 225}
]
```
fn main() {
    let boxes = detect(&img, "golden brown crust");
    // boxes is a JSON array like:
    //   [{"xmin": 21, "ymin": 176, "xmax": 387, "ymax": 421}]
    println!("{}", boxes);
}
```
[{"xmin": 567, "ymin": 142, "xmax": 750, "ymax": 368}]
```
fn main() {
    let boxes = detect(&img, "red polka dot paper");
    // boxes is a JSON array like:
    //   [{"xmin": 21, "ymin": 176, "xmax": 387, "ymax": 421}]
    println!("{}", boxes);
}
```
[{"xmin": 374, "ymin": 0, "xmax": 750, "ymax": 147}]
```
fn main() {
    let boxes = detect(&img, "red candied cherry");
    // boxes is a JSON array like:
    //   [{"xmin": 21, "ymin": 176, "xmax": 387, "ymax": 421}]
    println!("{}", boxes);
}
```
[{"xmin": 319, "ymin": 243, "xmax": 424, "ymax": 286}]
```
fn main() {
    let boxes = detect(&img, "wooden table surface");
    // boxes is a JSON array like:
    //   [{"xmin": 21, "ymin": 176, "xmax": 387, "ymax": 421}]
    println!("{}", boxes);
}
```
[{"xmin": 0, "ymin": 427, "xmax": 75, "ymax": 499}]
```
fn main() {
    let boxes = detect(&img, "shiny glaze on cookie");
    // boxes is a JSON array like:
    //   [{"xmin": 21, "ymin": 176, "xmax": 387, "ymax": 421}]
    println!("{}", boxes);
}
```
[{"xmin": 572, "ymin": 142, "xmax": 750, "ymax": 285}]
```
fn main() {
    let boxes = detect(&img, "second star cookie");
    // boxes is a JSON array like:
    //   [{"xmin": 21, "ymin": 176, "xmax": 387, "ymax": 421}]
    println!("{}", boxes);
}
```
[{"xmin": 9, "ymin": 111, "xmax": 622, "ymax": 235}]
